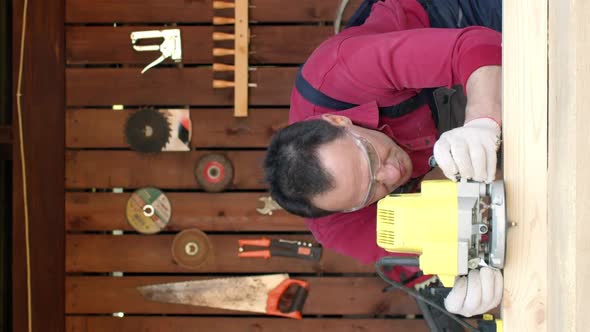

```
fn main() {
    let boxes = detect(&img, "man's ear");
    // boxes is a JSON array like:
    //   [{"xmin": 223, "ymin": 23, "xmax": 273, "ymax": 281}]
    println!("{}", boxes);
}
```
[{"xmin": 321, "ymin": 114, "xmax": 353, "ymax": 127}]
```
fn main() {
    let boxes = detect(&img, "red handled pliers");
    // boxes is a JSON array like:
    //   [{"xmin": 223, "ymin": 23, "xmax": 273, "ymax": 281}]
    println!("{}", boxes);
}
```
[{"xmin": 238, "ymin": 237, "xmax": 322, "ymax": 261}]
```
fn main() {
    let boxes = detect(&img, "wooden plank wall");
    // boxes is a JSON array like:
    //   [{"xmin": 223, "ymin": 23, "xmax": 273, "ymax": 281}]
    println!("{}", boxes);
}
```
[{"xmin": 64, "ymin": 1, "xmax": 429, "ymax": 331}]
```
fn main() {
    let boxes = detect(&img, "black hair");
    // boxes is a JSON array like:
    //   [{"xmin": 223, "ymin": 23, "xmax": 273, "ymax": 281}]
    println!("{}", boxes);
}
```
[{"xmin": 264, "ymin": 119, "xmax": 346, "ymax": 218}]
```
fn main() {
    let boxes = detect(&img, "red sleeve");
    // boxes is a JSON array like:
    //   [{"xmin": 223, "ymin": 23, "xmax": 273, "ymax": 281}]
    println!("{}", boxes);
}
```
[
  {"xmin": 337, "ymin": 27, "xmax": 502, "ymax": 92},
  {"xmin": 306, "ymin": 206, "xmax": 403, "ymax": 264}
]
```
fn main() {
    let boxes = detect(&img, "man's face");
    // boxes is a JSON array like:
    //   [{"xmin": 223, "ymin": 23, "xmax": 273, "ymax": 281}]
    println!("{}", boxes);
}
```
[{"xmin": 311, "ymin": 114, "xmax": 413, "ymax": 212}]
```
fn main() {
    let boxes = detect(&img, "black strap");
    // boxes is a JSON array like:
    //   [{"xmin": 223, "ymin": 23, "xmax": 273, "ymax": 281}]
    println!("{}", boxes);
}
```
[
  {"xmin": 296, "ymin": 67, "xmax": 432, "ymax": 119},
  {"xmin": 345, "ymin": 0, "xmax": 380, "ymax": 29}
]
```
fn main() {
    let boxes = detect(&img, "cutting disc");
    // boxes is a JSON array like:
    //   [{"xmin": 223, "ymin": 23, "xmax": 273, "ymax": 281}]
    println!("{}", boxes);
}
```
[
  {"xmin": 171, "ymin": 229, "xmax": 211, "ymax": 269},
  {"xmin": 125, "ymin": 108, "xmax": 171, "ymax": 153},
  {"xmin": 126, "ymin": 187, "xmax": 171, "ymax": 234},
  {"xmin": 194, "ymin": 153, "xmax": 234, "ymax": 192}
]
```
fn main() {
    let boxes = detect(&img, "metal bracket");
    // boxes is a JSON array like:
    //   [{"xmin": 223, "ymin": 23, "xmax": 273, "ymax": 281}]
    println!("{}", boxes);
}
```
[
  {"xmin": 130, "ymin": 29, "xmax": 182, "ymax": 74},
  {"xmin": 256, "ymin": 196, "xmax": 283, "ymax": 216}
]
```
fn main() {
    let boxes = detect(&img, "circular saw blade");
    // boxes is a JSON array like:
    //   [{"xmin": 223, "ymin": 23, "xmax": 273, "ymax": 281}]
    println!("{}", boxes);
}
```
[
  {"xmin": 126, "ymin": 187, "xmax": 171, "ymax": 234},
  {"xmin": 125, "ymin": 108, "xmax": 171, "ymax": 153},
  {"xmin": 194, "ymin": 153, "xmax": 234, "ymax": 192},
  {"xmin": 171, "ymin": 229, "xmax": 212, "ymax": 269}
]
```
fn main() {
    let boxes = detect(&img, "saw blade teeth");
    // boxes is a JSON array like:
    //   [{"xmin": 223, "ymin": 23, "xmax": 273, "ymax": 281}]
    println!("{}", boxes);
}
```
[{"xmin": 125, "ymin": 108, "xmax": 172, "ymax": 153}]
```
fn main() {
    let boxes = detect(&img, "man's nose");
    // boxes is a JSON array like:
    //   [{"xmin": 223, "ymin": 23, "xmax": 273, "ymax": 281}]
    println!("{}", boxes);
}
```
[{"xmin": 375, "ymin": 163, "xmax": 401, "ymax": 186}]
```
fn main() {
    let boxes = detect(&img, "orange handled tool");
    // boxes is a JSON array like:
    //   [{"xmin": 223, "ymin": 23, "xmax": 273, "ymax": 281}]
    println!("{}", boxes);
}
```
[
  {"xmin": 266, "ymin": 278, "xmax": 309, "ymax": 319},
  {"xmin": 238, "ymin": 237, "xmax": 323, "ymax": 261}
]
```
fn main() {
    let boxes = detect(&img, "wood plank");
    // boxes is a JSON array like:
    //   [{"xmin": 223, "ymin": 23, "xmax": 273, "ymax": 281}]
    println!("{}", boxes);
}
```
[
  {"xmin": 66, "ymin": 67, "xmax": 294, "ymax": 106},
  {"xmin": 66, "ymin": 192, "xmax": 304, "ymax": 231},
  {"xmin": 0, "ymin": 144, "xmax": 10, "ymax": 160},
  {"xmin": 66, "ymin": 0, "xmax": 363, "ymax": 23},
  {"xmin": 66, "ymin": 234, "xmax": 372, "ymax": 273},
  {"xmin": 65, "ymin": 150, "xmax": 266, "ymax": 189},
  {"xmin": 502, "ymin": 0, "xmax": 548, "ymax": 330},
  {"xmin": 66, "ymin": 108, "xmax": 288, "ymax": 148},
  {"xmin": 12, "ymin": 0, "xmax": 65, "ymax": 331},
  {"xmin": 233, "ymin": 0, "xmax": 249, "ymax": 117},
  {"xmin": 66, "ymin": 276, "xmax": 419, "ymax": 315},
  {"xmin": 66, "ymin": 317, "xmax": 429, "ymax": 332},
  {"xmin": 0, "ymin": 125, "xmax": 11, "ymax": 144},
  {"xmin": 548, "ymin": 0, "xmax": 590, "ymax": 331},
  {"xmin": 66, "ymin": 26, "xmax": 330, "ymax": 65}
]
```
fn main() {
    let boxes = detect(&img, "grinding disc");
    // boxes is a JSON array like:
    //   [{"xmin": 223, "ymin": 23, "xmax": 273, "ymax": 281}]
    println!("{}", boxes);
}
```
[
  {"xmin": 194, "ymin": 153, "xmax": 234, "ymax": 192},
  {"xmin": 171, "ymin": 229, "xmax": 211, "ymax": 269},
  {"xmin": 126, "ymin": 187, "xmax": 171, "ymax": 234}
]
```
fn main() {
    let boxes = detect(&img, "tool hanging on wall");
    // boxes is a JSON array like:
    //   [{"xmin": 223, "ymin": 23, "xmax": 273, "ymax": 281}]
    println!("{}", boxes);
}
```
[
  {"xmin": 212, "ymin": 0, "xmax": 256, "ymax": 117},
  {"xmin": 124, "ymin": 108, "xmax": 192, "ymax": 153},
  {"xmin": 256, "ymin": 196, "xmax": 283, "ymax": 215},
  {"xmin": 238, "ymin": 237, "xmax": 322, "ymax": 261},
  {"xmin": 171, "ymin": 229, "xmax": 212, "ymax": 269},
  {"xmin": 137, "ymin": 274, "xmax": 309, "ymax": 319},
  {"xmin": 194, "ymin": 153, "xmax": 234, "ymax": 192},
  {"xmin": 130, "ymin": 29, "xmax": 182, "ymax": 74},
  {"xmin": 126, "ymin": 187, "xmax": 172, "ymax": 234}
]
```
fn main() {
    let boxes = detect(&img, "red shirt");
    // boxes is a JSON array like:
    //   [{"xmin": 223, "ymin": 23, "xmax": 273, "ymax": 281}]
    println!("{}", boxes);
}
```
[{"xmin": 289, "ymin": 0, "xmax": 502, "ymax": 271}]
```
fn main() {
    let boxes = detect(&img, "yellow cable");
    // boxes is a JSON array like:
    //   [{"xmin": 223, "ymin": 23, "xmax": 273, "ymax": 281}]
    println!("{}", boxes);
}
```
[{"xmin": 15, "ymin": 0, "xmax": 32, "ymax": 331}]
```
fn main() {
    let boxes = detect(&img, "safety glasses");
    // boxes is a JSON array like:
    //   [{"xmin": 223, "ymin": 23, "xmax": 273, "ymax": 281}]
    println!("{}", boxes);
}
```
[{"xmin": 342, "ymin": 128, "xmax": 381, "ymax": 212}]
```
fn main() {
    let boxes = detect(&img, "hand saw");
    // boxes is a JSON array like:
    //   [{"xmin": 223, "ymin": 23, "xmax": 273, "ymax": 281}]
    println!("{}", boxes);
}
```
[{"xmin": 137, "ymin": 274, "xmax": 309, "ymax": 319}]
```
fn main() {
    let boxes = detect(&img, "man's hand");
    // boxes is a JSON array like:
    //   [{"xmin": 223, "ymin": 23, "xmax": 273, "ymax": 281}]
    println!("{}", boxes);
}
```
[
  {"xmin": 444, "ymin": 267, "xmax": 503, "ymax": 317},
  {"xmin": 433, "ymin": 118, "xmax": 501, "ymax": 183}
]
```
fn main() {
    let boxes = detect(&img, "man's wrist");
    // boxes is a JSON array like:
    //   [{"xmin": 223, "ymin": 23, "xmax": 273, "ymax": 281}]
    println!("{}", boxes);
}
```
[{"xmin": 465, "ymin": 66, "xmax": 502, "ymax": 126}]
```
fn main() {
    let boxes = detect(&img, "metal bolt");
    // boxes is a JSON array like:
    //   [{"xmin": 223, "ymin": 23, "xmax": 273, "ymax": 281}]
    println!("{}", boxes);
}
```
[{"xmin": 479, "ymin": 225, "xmax": 489, "ymax": 234}]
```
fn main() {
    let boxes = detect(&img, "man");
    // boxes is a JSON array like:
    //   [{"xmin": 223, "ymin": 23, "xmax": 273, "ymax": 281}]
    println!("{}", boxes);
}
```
[{"xmin": 264, "ymin": 0, "xmax": 502, "ymax": 317}]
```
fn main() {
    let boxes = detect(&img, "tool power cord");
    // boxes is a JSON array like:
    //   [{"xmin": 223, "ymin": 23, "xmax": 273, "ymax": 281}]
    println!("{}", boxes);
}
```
[{"xmin": 376, "ymin": 257, "xmax": 482, "ymax": 332}]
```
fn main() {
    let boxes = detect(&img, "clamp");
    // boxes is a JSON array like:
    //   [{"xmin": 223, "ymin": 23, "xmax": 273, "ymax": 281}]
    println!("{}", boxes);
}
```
[
  {"xmin": 256, "ymin": 196, "xmax": 283, "ymax": 215},
  {"xmin": 238, "ymin": 237, "xmax": 322, "ymax": 261},
  {"xmin": 130, "ymin": 29, "xmax": 182, "ymax": 74}
]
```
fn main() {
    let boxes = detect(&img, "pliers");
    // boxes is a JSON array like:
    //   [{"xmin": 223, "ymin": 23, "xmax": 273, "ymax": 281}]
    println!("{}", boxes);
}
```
[{"xmin": 238, "ymin": 237, "xmax": 322, "ymax": 261}]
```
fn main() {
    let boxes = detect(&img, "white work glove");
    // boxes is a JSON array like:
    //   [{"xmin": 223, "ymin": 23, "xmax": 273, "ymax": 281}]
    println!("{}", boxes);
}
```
[
  {"xmin": 444, "ymin": 267, "xmax": 503, "ymax": 317},
  {"xmin": 433, "ymin": 118, "xmax": 501, "ymax": 183}
]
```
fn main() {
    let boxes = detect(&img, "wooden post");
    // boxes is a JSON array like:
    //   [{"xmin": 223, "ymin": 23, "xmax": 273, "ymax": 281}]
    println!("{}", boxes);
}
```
[
  {"xmin": 502, "ymin": 0, "xmax": 548, "ymax": 331},
  {"xmin": 233, "ymin": 0, "xmax": 249, "ymax": 117},
  {"xmin": 548, "ymin": 0, "xmax": 590, "ymax": 331},
  {"xmin": 12, "ymin": 0, "xmax": 65, "ymax": 331}
]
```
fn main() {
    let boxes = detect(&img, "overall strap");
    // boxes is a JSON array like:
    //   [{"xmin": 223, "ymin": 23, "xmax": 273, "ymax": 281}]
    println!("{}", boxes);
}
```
[{"xmin": 295, "ymin": 67, "xmax": 432, "ymax": 119}]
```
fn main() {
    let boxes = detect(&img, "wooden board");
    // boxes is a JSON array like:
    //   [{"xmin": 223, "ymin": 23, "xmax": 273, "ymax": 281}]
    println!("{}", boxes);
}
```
[
  {"xmin": 66, "ymin": 192, "xmax": 304, "ymax": 231},
  {"xmin": 12, "ymin": 0, "xmax": 65, "ymax": 331},
  {"xmin": 66, "ymin": 0, "xmax": 363, "ymax": 23},
  {"xmin": 66, "ymin": 108, "xmax": 289, "ymax": 148},
  {"xmin": 66, "ymin": 317, "xmax": 429, "ymax": 332},
  {"xmin": 66, "ymin": 276, "xmax": 419, "ymax": 315},
  {"xmin": 66, "ymin": 26, "xmax": 330, "ymax": 65},
  {"xmin": 66, "ymin": 234, "xmax": 372, "ymax": 273},
  {"xmin": 502, "ymin": 0, "xmax": 548, "ymax": 330},
  {"xmin": 548, "ymin": 0, "xmax": 590, "ymax": 331},
  {"xmin": 66, "ymin": 67, "xmax": 295, "ymax": 106},
  {"xmin": 65, "ymin": 150, "xmax": 266, "ymax": 189},
  {"xmin": 233, "ymin": 0, "xmax": 251, "ymax": 117}
]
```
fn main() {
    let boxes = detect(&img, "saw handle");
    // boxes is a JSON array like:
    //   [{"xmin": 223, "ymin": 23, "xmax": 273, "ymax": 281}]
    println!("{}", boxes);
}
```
[{"xmin": 266, "ymin": 279, "xmax": 309, "ymax": 319}]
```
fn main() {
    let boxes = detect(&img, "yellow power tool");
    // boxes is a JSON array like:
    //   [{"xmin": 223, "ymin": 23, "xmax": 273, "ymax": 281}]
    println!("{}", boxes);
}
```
[{"xmin": 376, "ymin": 179, "xmax": 507, "ymax": 287}]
